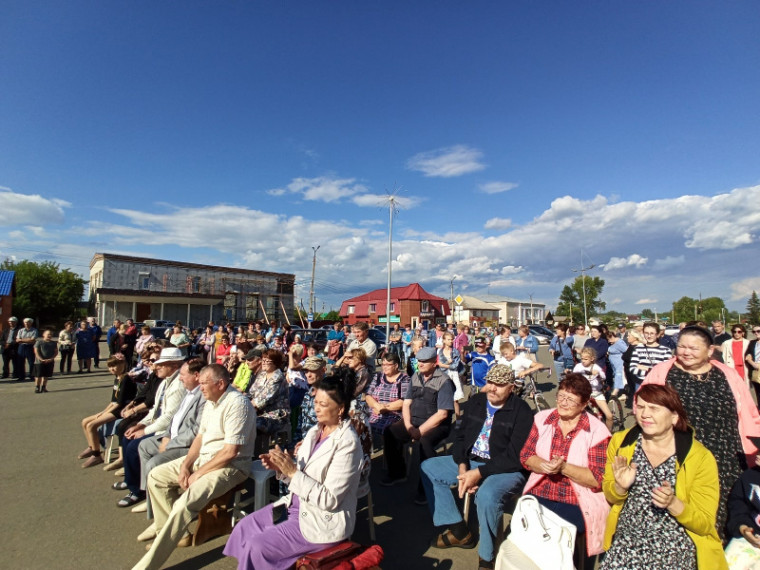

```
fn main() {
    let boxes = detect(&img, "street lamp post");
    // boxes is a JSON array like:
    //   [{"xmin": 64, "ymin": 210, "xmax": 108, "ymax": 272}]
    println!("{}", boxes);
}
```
[{"xmin": 572, "ymin": 252, "xmax": 596, "ymax": 326}]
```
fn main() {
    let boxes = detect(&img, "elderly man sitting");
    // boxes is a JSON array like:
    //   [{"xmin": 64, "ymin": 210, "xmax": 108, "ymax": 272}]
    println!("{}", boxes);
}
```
[
  {"xmin": 420, "ymin": 365, "xmax": 533, "ymax": 570},
  {"xmin": 132, "ymin": 364, "xmax": 256, "ymax": 570}
]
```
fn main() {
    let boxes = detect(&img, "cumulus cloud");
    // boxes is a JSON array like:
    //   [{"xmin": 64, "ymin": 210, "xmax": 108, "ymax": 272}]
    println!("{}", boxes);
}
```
[
  {"xmin": 267, "ymin": 176, "xmax": 367, "ymax": 202},
  {"xmin": 0, "ymin": 187, "xmax": 69, "ymax": 226},
  {"xmin": 636, "ymin": 298, "xmax": 658, "ymax": 305},
  {"xmin": 484, "ymin": 217, "xmax": 512, "ymax": 230},
  {"xmin": 25, "ymin": 182, "xmax": 758, "ymax": 314},
  {"xmin": 603, "ymin": 254, "xmax": 648, "ymax": 271},
  {"xmin": 479, "ymin": 181, "xmax": 518, "ymax": 194},
  {"xmin": 730, "ymin": 277, "xmax": 760, "ymax": 301},
  {"xmin": 406, "ymin": 145, "xmax": 485, "ymax": 177}
]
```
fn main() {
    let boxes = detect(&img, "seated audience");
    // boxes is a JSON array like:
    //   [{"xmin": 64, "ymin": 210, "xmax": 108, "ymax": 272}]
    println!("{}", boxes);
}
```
[
  {"xmin": 365, "ymin": 352, "xmax": 410, "ymax": 445},
  {"xmin": 422, "ymin": 365, "xmax": 533, "ymax": 570},
  {"xmin": 602, "ymin": 384, "xmax": 725, "ymax": 569},
  {"xmin": 78, "ymin": 354, "xmax": 136, "ymax": 468},
  {"xmin": 520, "ymin": 373, "xmax": 611, "ymax": 565},
  {"xmin": 224, "ymin": 367, "xmax": 362, "ymax": 569}
]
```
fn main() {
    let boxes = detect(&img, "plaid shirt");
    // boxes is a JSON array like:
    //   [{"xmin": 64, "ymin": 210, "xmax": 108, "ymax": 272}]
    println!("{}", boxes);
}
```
[{"xmin": 519, "ymin": 410, "xmax": 608, "ymax": 505}]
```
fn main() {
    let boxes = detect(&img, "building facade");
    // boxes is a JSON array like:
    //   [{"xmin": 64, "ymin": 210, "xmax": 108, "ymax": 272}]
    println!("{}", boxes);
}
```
[
  {"xmin": 451, "ymin": 295, "xmax": 501, "ymax": 329},
  {"xmin": 471, "ymin": 294, "xmax": 546, "ymax": 327},
  {"xmin": 89, "ymin": 253, "xmax": 295, "ymax": 329},
  {"xmin": 339, "ymin": 283, "xmax": 450, "ymax": 330},
  {"xmin": 0, "ymin": 270, "xmax": 15, "ymax": 325}
]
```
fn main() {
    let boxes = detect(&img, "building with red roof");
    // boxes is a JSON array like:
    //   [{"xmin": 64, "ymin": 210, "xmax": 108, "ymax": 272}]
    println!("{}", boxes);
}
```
[{"xmin": 339, "ymin": 283, "xmax": 450, "ymax": 329}]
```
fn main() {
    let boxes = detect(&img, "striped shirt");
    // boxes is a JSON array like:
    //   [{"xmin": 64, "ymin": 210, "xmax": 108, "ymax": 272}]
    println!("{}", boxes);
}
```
[{"xmin": 628, "ymin": 344, "xmax": 672, "ymax": 382}]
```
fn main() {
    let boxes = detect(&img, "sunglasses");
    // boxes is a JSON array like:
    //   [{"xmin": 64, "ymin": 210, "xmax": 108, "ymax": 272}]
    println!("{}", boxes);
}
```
[{"xmin": 753, "ymin": 329, "xmax": 760, "ymax": 334}]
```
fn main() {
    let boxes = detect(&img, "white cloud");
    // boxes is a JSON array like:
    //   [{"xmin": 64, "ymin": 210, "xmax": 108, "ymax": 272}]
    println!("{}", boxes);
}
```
[
  {"xmin": 14, "ymin": 183, "xmax": 757, "ymax": 315},
  {"xmin": 351, "ymin": 194, "xmax": 422, "ymax": 209},
  {"xmin": 730, "ymin": 277, "xmax": 760, "ymax": 301},
  {"xmin": 479, "ymin": 181, "xmax": 518, "ymax": 194},
  {"xmin": 603, "ymin": 254, "xmax": 648, "ymax": 271},
  {"xmin": 0, "ymin": 187, "xmax": 70, "ymax": 226},
  {"xmin": 267, "ymin": 176, "xmax": 367, "ymax": 203},
  {"xmin": 484, "ymin": 217, "xmax": 512, "ymax": 230},
  {"xmin": 406, "ymin": 145, "xmax": 485, "ymax": 178},
  {"xmin": 636, "ymin": 298, "xmax": 658, "ymax": 305}
]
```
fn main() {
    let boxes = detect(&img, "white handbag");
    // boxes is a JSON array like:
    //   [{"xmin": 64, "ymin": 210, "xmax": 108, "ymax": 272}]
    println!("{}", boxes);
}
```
[{"xmin": 497, "ymin": 494, "xmax": 577, "ymax": 570}]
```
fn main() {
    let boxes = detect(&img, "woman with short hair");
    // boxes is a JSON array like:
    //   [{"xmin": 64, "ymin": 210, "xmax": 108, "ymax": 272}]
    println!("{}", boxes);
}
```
[
  {"xmin": 640, "ymin": 325, "xmax": 760, "ymax": 538},
  {"xmin": 602, "ymin": 384, "xmax": 725, "ymax": 569},
  {"xmin": 224, "ymin": 367, "xmax": 362, "ymax": 570},
  {"xmin": 520, "ymin": 373, "xmax": 611, "ymax": 564},
  {"xmin": 33, "ymin": 329, "xmax": 58, "ymax": 393}
]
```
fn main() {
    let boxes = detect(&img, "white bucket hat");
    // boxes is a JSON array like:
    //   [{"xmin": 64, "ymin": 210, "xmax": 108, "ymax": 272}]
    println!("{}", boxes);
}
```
[{"xmin": 154, "ymin": 347, "xmax": 185, "ymax": 364}]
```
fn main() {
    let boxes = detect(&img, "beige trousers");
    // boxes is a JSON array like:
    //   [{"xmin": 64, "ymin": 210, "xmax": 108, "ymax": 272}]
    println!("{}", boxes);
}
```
[{"xmin": 131, "ymin": 456, "xmax": 247, "ymax": 570}]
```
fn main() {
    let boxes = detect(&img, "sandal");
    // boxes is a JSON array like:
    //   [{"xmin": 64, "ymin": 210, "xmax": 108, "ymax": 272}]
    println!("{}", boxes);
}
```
[
  {"xmin": 431, "ymin": 529, "xmax": 476, "ymax": 549},
  {"xmin": 77, "ymin": 447, "xmax": 94, "ymax": 459},
  {"xmin": 112, "ymin": 481, "xmax": 128, "ymax": 491},
  {"xmin": 118, "ymin": 493, "xmax": 145, "ymax": 508}
]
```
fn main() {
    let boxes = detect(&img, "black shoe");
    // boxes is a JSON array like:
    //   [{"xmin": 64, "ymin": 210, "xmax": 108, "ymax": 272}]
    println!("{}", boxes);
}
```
[
  {"xmin": 414, "ymin": 493, "xmax": 428, "ymax": 506},
  {"xmin": 117, "ymin": 493, "xmax": 144, "ymax": 508},
  {"xmin": 34, "ymin": 387, "xmax": 40, "ymax": 393},
  {"xmin": 478, "ymin": 558, "xmax": 495, "ymax": 570},
  {"xmin": 41, "ymin": 387, "xmax": 48, "ymax": 393}
]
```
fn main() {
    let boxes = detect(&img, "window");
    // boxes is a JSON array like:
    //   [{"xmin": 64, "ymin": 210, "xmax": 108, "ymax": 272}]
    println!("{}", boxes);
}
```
[
  {"xmin": 192, "ymin": 277, "xmax": 201, "ymax": 293},
  {"xmin": 348, "ymin": 305, "xmax": 355, "ymax": 314},
  {"xmin": 139, "ymin": 273, "xmax": 150, "ymax": 290},
  {"xmin": 421, "ymin": 300, "xmax": 430, "ymax": 312},
  {"xmin": 390, "ymin": 302, "xmax": 395, "ymax": 312},
  {"xmin": 368, "ymin": 303, "xmax": 377, "ymax": 313}
]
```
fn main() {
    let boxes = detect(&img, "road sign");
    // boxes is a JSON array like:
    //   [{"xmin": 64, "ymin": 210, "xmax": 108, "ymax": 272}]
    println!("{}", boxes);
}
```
[
  {"xmin": 307, "ymin": 312, "xmax": 314, "ymax": 322},
  {"xmin": 455, "ymin": 295, "xmax": 464, "ymax": 305},
  {"xmin": 379, "ymin": 316, "xmax": 401, "ymax": 323}
]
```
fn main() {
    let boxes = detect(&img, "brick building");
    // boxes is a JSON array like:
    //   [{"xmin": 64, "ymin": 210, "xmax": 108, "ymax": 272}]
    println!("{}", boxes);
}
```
[
  {"xmin": 339, "ymin": 283, "xmax": 450, "ymax": 329},
  {"xmin": 0, "ymin": 270, "xmax": 16, "ymax": 324}
]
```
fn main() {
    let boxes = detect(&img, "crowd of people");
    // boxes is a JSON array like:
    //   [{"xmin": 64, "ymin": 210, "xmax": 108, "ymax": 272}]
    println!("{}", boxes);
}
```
[{"xmin": 5, "ymin": 312, "xmax": 760, "ymax": 569}]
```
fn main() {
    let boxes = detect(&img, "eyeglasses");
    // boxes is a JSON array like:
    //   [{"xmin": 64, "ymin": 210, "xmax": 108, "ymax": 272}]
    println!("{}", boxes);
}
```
[
  {"xmin": 753, "ymin": 329, "xmax": 760, "ymax": 334},
  {"xmin": 147, "ymin": 359, "xmax": 158, "ymax": 363},
  {"xmin": 733, "ymin": 330, "xmax": 745, "ymax": 334},
  {"xmin": 556, "ymin": 394, "xmax": 581, "ymax": 406}
]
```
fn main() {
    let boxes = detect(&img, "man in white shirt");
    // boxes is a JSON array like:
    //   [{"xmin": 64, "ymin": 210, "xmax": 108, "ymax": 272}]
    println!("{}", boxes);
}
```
[
  {"xmin": 133, "ymin": 364, "xmax": 256, "ymax": 570},
  {"xmin": 345, "ymin": 321, "xmax": 377, "ymax": 374}
]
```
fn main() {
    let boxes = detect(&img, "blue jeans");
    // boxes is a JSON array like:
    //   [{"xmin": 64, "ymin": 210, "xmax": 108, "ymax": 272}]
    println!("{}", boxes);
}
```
[{"xmin": 420, "ymin": 455, "xmax": 525, "ymax": 561}]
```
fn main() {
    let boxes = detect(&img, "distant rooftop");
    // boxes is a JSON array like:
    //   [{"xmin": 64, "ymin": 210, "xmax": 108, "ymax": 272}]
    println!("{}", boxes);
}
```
[{"xmin": 0, "ymin": 270, "xmax": 15, "ymax": 296}]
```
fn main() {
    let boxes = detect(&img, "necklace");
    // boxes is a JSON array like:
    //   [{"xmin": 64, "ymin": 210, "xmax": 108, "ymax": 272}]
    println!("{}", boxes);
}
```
[{"xmin": 688, "ymin": 370, "xmax": 710, "ymax": 382}]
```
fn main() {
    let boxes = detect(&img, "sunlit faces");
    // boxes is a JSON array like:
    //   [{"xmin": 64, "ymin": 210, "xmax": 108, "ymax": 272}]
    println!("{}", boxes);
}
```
[
  {"xmin": 635, "ymin": 397, "xmax": 678, "ymax": 436},
  {"xmin": 556, "ymin": 390, "xmax": 585, "ymax": 420},
  {"xmin": 178, "ymin": 363, "xmax": 200, "ymax": 390},
  {"xmin": 675, "ymin": 334, "xmax": 711, "ymax": 370},
  {"xmin": 590, "ymin": 327, "xmax": 601, "ymax": 339},
  {"xmin": 643, "ymin": 326, "xmax": 659, "ymax": 345},
  {"xmin": 486, "ymin": 381, "xmax": 514, "ymax": 407},
  {"xmin": 580, "ymin": 352, "xmax": 594, "ymax": 368},
  {"xmin": 313, "ymin": 389, "xmax": 342, "ymax": 426},
  {"xmin": 198, "ymin": 370, "xmax": 225, "ymax": 401},
  {"xmin": 305, "ymin": 369, "xmax": 323, "ymax": 385}
]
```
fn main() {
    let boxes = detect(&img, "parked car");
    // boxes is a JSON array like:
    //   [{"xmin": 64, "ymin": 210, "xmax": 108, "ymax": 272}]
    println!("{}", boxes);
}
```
[{"xmin": 367, "ymin": 328, "xmax": 387, "ymax": 354}]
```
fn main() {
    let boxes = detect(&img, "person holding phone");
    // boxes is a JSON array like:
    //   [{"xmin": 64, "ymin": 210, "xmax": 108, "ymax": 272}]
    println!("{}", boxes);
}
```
[{"xmin": 224, "ymin": 367, "xmax": 362, "ymax": 570}]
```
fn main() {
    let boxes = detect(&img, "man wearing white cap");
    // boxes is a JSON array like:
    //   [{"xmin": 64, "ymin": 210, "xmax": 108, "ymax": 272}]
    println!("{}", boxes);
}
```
[{"xmin": 118, "ymin": 347, "xmax": 187, "ymax": 507}]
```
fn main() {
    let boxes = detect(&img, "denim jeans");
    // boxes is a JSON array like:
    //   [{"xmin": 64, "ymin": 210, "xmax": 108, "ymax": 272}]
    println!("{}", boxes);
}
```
[{"xmin": 420, "ymin": 455, "xmax": 525, "ymax": 561}]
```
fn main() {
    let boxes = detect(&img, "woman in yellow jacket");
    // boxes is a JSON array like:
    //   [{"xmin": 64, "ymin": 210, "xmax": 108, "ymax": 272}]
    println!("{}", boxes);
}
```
[{"xmin": 601, "ymin": 384, "xmax": 726, "ymax": 570}]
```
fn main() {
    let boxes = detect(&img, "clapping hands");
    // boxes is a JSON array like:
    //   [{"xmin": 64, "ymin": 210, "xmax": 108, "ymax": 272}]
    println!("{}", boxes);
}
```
[{"xmin": 611, "ymin": 456, "xmax": 637, "ymax": 492}]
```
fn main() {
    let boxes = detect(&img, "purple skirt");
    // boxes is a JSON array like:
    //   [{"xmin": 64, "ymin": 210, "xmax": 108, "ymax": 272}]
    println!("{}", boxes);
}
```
[{"xmin": 224, "ymin": 495, "xmax": 339, "ymax": 570}]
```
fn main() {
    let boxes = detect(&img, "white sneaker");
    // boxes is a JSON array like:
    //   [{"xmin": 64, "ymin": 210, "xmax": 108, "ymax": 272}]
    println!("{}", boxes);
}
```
[
  {"xmin": 137, "ymin": 525, "xmax": 157, "ymax": 542},
  {"xmin": 132, "ymin": 502, "xmax": 148, "ymax": 513}
]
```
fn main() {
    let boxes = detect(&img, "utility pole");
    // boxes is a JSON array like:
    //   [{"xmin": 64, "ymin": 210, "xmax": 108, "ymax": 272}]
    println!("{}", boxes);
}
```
[
  {"xmin": 571, "ymin": 251, "xmax": 596, "ymax": 326},
  {"xmin": 309, "ymin": 245, "xmax": 320, "ymax": 329},
  {"xmin": 383, "ymin": 193, "xmax": 399, "ymax": 340},
  {"xmin": 450, "ymin": 276, "xmax": 457, "ymax": 326},
  {"xmin": 529, "ymin": 293, "xmax": 534, "ymax": 325}
]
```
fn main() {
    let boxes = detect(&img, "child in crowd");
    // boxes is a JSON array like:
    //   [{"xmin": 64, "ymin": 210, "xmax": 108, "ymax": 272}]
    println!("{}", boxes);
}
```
[
  {"xmin": 497, "ymin": 342, "xmax": 546, "ymax": 390},
  {"xmin": 573, "ymin": 346, "xmax": 612, "ymax": 430},
  {"xmin": 464, "ymin": 336, "xmax": 495, "ymax": 393},
  {"xmin": 437, "ymin": 331, "xmax": 463, "ymax": 416}
]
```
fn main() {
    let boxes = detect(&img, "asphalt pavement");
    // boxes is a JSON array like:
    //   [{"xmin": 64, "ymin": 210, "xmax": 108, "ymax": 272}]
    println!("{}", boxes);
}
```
[{"xmin": 0, "ymin": 347, "xmax": 575, "ymax": 570}]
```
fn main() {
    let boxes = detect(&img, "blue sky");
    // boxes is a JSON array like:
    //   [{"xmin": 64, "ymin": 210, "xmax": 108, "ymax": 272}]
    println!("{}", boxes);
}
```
[{"xmin": 1, "ymin": 1, "xmax": 759, "ymax": 316}]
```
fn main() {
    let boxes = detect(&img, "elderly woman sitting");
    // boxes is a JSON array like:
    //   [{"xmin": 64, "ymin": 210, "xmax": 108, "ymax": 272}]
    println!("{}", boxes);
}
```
[
  {"xmin": 247, "ymin": 349, "xmax": 290, "ymax": 436},
  {"xmin": 224, "ymin": 367, "xmax": 362, "ymax": 569},
  {"xmin": 601, "ymin": 384, "xmax": 726, "ymax": 569},
  {"xmin": 519, "ymin": 373, "xmax": 611, "ymax": 564}
]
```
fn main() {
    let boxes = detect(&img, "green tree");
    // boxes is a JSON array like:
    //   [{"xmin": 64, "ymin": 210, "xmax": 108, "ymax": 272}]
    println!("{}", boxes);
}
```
[
  {"xmin": 322, "ymin": 310, "xmax": 341, "ymax": 322},
  {"xmin": 747, "ymin": 291, "xmax": 760, "ymax": 325},
  {"xmin": 1, "ymin": 259, "xmax": 85, "ymax": 326},
  {"xmin": 556, "ymin": 276, "xmax": 606, "ymax": 324},
  {"xmin": 671, "ymin": 295, "xmax": 727, "ymax": 324},
  {"xmin": 641, "ymin": 308, "xmax": 654, "ymax": 320}
]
